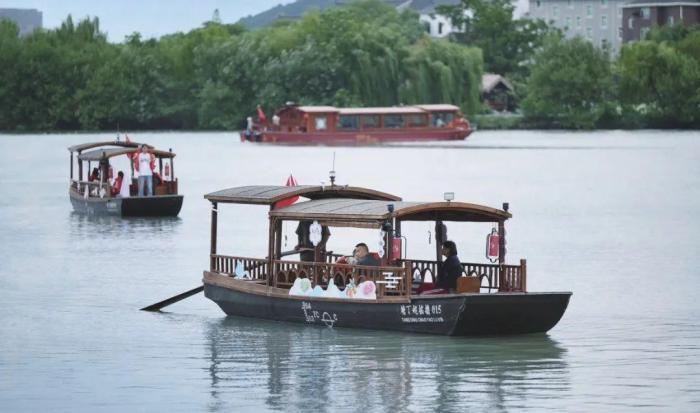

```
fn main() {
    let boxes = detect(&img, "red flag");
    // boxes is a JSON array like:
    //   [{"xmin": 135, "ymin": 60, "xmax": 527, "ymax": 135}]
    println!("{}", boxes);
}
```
[
  {"xmin": 274, "ymin": 174, "xmax": 299, "ymax": 209},
  {"xmin": 257, "ymin": 105, "xmax": 267, "ymax": 124}
]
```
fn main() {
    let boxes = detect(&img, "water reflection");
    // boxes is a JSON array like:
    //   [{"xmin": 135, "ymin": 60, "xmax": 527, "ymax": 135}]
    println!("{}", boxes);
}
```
[
  {"xmin": 69, "ymin": 212, "xmax": 182, "ymax": 238},
  {"xmin": 205, "ymin": 318, "xmax": 569, "ymax": 412}
]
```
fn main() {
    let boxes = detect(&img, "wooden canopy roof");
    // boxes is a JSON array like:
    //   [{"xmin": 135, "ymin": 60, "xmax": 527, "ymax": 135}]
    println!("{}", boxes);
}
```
[
  {"xmin": 204, "ymin": 185, "xmax": 401, "ymax": 205},
  {"xmin": 78, "ymin": 147, "xmax": 175, "ymax": 161},
  {"xmin": 280, "ymin": 105, "xmax": 462, "ymax": 116},
  {"xmin": 269, "ymin": 199, "xmax": 511, "ymax": 223},
  {"xmin": 68, "ymin": 140, "xmax": 152, "ymax": 152},
  {"xmin": 413, "ymin": 104, "xmax": 461, "ymax": 112}
]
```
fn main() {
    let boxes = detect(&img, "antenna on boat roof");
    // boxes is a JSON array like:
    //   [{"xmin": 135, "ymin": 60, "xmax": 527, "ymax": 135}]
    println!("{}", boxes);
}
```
[{"xmin": 329, "ymin": 151, "xmax": 336, "ymax": 186}]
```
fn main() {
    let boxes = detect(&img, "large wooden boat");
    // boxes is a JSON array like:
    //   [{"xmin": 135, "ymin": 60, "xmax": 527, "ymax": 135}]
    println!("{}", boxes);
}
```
[
  {"xmin": 68, "ymin": 140, "xmax": 183, "ymax": 217},
  {"xmin": 241, "ymin": 104, "xmax": 473, "ymax": 144},
  {"xmin": 202, "ymin": 183, "xmax": 571, "ymax": 336}
]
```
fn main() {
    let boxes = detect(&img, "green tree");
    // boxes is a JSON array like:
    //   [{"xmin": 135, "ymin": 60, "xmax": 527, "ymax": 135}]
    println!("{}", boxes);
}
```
[
  {"xmin": 522, "ymin": 36, "xmax": 613, "ymax": 129},
  {"xmin": 438, "ymin": 0, "xmax": 555, "ymax": 79},
  {"xmin": 618, "ymin": 40, "xmax": 700, "ymax": 127},
  {"xmin": 400, "ymin": 38, "xmax": 483, "ymax": 114}
]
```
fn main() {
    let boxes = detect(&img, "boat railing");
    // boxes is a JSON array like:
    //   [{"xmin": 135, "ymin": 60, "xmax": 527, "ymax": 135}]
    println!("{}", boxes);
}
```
[
  {"xmin": 210, "ymin": 254, "xmax": 268, "ymax": 282},
  {"xmin": 71, "ymin": 180, "xmax": 112, "ymax": 198},
  {"xmin": 397, "ymin": 258, "xmax": 527, "ymax": 292},
  {"xmin": 272, "ymin": 260, "xmax": 412, "ymax": 298}
]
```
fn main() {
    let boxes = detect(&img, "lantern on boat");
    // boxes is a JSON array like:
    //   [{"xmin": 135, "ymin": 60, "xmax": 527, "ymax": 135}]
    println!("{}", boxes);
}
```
[
  {"xmin": 309, "ymin": 220, "xmax": 322, "ymax": 246},
  {"xmin": 164, "ymin": 162, "xmax": 170, "ymax": 180},
  {"xmin": 486, "ymin": 227, "xmax": 500, "ymax": 263},
  {"xmin": 108, "ymin": 166, "xmax": 113, "ymax": 179},
  {"xmin": 377, "ymin": 229, "xmax": 386, "ymax": 257}
]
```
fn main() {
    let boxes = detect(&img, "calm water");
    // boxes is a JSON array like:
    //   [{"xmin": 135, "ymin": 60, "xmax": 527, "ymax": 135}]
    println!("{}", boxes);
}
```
[{"xmin": 1, "ymin": 130, "xmax": 699, "ymax": 412}]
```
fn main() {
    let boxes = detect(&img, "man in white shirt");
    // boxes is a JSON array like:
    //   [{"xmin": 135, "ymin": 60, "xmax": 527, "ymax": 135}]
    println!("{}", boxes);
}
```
[{"xmin": 133, "ymin": 145, "xmax": 155, "ymax": 196}]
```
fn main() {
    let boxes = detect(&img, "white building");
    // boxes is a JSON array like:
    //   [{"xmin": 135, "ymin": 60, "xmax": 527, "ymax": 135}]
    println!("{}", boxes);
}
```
[
  {"xmin": 412, "ymin": 0, "xmax": 526, "ymax": 38},
  {"xmin": 527, "ymin": 0, "xmax": 626, "ymax": 54}
]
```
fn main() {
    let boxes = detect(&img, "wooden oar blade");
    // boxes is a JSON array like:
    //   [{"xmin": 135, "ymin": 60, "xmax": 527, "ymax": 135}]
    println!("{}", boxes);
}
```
[{"xmin": 140, "ymin": 285, "xmax": 204, "ymax": 312}]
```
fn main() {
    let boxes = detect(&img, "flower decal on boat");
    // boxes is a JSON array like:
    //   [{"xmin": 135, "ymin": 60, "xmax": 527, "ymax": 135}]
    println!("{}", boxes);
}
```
[{"xmin": 356, "ymin": 281, "xmax": 377, "ymax": 300}]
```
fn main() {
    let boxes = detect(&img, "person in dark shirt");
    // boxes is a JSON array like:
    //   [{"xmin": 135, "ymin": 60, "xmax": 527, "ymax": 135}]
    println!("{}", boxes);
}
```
[
  {"xmin": 353, "ymin": 242, "xmax": 380, "ymax": 266},
  {"xmin": 437, "ymin": 240, "xmax": 462, "ymax": 292}
]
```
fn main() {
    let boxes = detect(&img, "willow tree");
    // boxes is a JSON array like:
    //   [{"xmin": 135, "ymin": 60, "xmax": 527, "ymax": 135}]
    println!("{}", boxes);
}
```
[{"xmin": 399, "ymin": 39, "xmax": 483, "ymax": 115}]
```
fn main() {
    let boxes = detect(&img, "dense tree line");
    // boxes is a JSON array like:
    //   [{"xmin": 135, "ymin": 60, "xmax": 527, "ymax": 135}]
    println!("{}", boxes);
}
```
[
  {"xmin": 440, "ymin": 0, "xmax": 700, "ymax": 129},
  {"xmin": 0, "ymin": 1, "xmax": 482, "ymax": 131},
  {"xmin": 1, "ymin": 0, "xmax": 698, "ymax": 131}
]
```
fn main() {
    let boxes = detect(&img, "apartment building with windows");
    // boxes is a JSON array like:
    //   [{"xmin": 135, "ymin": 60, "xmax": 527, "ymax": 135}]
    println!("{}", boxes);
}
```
[
  {"xmin": 527, "ymin": 0, "xmax": 626, "ymax": 54},
  {"xmin": 622, "ymin": 0, "xmax": 700, "ymax": 42}
]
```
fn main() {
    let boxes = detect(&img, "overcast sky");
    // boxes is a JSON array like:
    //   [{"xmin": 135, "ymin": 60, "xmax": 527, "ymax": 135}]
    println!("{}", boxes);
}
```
[
  {"xmin": 4, "ymin": 0, "xmax": 530, "ymax": 42},
  {"xmin": 3, "ymin": 0, "xmax": 296, "ymax": 42}
]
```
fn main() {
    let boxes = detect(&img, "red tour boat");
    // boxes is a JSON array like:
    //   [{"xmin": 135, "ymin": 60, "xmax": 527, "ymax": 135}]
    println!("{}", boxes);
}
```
[{"xmin": 241, "ymin": 103, "xmax": 473, "ymax": 144}]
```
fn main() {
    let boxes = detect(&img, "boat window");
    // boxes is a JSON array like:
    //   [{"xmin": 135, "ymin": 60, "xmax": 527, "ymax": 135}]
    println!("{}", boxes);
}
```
[
  {"xmin": 408, "ymin": 114, "xmax": 428, "ymax": 127},
  {"xmin": 338, "ymin": 115, "xmax": 360, "ymax": 130},
  {"xmin": 432, "ymin": 112, "xmax": 454, "ymax": 127},
  {"xmin": 383, "ymin": 115, "xmax": 405, "ymax": 128},
  {"xmin": 315, "ymin": 116, "xmax": 328, "ymax": 131},
  {"xmin": 361, "ymin": 115, "xmax": 379, "ymax": 129}
]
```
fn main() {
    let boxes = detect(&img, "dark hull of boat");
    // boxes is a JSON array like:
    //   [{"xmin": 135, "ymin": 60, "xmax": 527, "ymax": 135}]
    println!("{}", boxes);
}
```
[
  {"xmin": 241, "ymin": 128, "xmax": 473, "ymax": 145},
  {"xmin": 203, "ymin": 274, "xmax": 571, "ymax": 336},
  {"xmin": 69, "ymin": 190, "xmax": 183, "ymax": 217}
]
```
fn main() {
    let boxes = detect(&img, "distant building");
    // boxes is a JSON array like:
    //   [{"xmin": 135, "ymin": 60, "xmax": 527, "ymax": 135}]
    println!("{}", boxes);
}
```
[
  {"xmin": 482, "ymin": 73, "xmax": 517, "ymax": 112},
  {"xmin": 415, "ymin": 0, "xmax": 525, "ymax": 38},
  {"xmin": 0, "ymin": 8, "xmax": 42, "ymax": 36},
  {"xmin": 527, "ymin": 0, "xmax": 626, "ymax": 54},
  {"xmin": 622, "ymin": 0, "xmax": 700, "ymax": 42},
  {"xmin": 409, "ymin": 0, "xmax": 462, "ymax": 37}
]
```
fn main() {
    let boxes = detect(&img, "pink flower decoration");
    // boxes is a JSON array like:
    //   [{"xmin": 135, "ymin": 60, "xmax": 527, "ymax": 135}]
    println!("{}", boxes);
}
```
[{"xmin": 361, "ymin": 281, "xmax": 375, "ymax": 295}]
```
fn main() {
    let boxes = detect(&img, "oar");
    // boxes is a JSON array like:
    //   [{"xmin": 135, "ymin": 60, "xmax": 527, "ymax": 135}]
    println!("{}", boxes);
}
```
[
  {"xmin": 140, "ymin": 250, "xmax": 302, "ymax": 312},
  {"xmin": 140, "ymin": 285, "xmax": 204, "ymax": 312}
]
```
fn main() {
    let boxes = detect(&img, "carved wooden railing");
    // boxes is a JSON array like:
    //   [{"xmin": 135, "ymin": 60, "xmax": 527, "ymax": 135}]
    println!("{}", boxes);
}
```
[
  {"xmin": 210, "ymin": 254, "xmax": 268, "ymax": 282},
  {"xmin": 272, "ymin": 260, "xmax": 412, "ymax": 298},
  {"xmin": 71, "ymin": 180, "xmax": 111, "ymax": 198},
  {"xmin": 398, "ymin": 258, "xmax": 527, "ymax": 292}
]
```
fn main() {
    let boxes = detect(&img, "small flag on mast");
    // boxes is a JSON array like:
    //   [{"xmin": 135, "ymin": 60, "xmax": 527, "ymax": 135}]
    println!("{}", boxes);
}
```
[{"xmin": 274, "ymin": 174, "xmax": 299, "ymax": 209}]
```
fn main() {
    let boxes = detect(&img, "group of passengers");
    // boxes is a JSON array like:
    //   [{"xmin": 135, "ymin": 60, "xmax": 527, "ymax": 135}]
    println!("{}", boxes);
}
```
[
  {"xmin": 293, "ymin": 219, "xmax": 462, "ymax": 293},
  {"xmin": 85, "ymin": 145, "xmax": 163, "ymax": 198}
]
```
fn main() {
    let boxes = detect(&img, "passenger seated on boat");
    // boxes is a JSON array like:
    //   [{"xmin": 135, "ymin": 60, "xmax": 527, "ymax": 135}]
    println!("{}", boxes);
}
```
[
  {"xmin": 110, "ymin": 171, "xmax": 124, "ymax": 196},
  {"xmin": 352, "ymin": 243, "xmax": 380, "ymax": 266},
  {"xmin": 88, "ymin": 167, "xmax": 100, "ymax": 182},
  {"xmin": 437, "ymin": 240, "xmax": 462, "ymax": 293}
]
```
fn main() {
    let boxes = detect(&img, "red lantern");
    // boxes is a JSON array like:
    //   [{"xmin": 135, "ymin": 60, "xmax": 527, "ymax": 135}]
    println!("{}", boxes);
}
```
[
  {"xmin": 486, "ymin": 228, "xmax": 500, "ymax": 263},
  {"xmin": 164, "ymin": 163, "xmax": 170, "ymax": 179},
  {"xmin": 391, "ymin": 237, "xmax": 402, "ymax": 260}
]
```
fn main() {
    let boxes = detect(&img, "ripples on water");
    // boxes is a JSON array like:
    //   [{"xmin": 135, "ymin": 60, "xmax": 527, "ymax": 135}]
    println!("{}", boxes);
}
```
[{"xmin": 0, "ymin": 131, "xmax": 699, "ymax": 412}]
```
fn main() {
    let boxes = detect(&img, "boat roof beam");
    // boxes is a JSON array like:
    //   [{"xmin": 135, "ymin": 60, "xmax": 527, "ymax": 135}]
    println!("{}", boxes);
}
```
[
  {"xmin": 269, "ymin": 199, "xmax": 511, "ymax": 224},
  {"xmin": 204, "ymin": 185, "xmax": 401, "ymax": 205},
  {"xmin": 77, "ymin": 147, "xmax": 175, "ymax": 161}
]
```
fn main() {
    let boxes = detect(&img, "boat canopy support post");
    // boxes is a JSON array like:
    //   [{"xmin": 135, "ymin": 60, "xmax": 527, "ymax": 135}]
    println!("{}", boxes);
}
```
[
  {"xmin": 210, "ymin": 202, "xmax": 218, "ymax": 271},
  {"xmin": 498, "ymin": 202, "xmax": 508, "ymax": 291},
  {"xmin": 435, "ymin": 220, "xmax": 447, "ymax": 264},
  {"xmin": 78, "ymin": 152, "xmax": 83, "ymax": 181},
  {"xmin": 274, "ymin": 219, "xmax": 283, "ymax": 259},
  {"xmin": 70, "ymin": 152, "xmax": 73, "ymax": 180},
  {"xmin": 267, "ymin": 210, "xmax": 276, "ymax": 287},
  {"xmin": 170, "ymin": 149, "xmax": 175, "ymax": 181}
]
